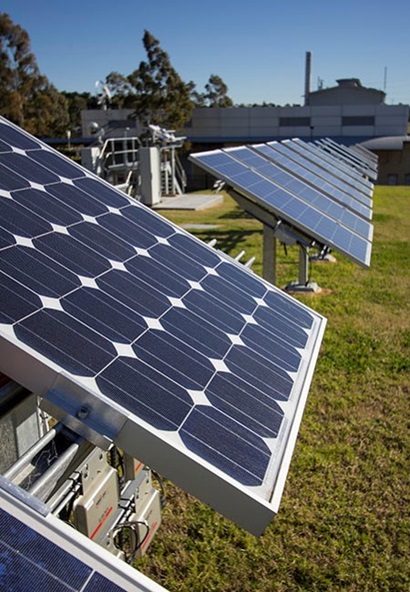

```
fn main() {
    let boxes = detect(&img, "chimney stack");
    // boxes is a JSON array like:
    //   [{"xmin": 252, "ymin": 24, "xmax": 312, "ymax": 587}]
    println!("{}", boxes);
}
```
[{"xmin": 304, "ymin": 51, "xmax": 312, "ymax": 106}]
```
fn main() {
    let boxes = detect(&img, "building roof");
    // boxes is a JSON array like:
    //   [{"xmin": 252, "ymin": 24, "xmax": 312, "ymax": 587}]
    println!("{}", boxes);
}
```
[{"xmin": 360, "ymin": 136, "xmax": 410, "ymax": 151}]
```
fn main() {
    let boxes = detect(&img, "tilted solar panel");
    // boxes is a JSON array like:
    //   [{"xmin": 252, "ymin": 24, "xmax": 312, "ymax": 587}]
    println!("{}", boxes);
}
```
[
  {"xmin": 286, "ymin": 139, "xmax": 373, "ymax": 197},
  {"xmin": 265, "ymin": 141, "xmax": 373, "ymax": 209},
  {"xmin": 223, "ymin": 146, "xmax": 373, "ymax": 240},
  {"xmin": 252, "ymin": 143, "xmax": 372, "ymax": 221},
  {"xmin": 318, "ymin": 138, "xmax": 378, "ymax": 179},
  {"xmin": 190, "ymin": 149, "xmax": 372, "ymax": 268},
  {"xmin": 0, "ymin": 117, "xmax": 326, "ymax": 535},
  {"xmin": 0, "ymin": 476, "xmax": 165, "ymax": 591},
  {"xmin": 314, "ymin": 141, "xmax": 376, "ymax": 181},
  {"xmin": 350, "ymin": 143, "xmax": 378, "ymax": 166},
  {"xmin": 301, "ymin": 138, "xmax": 376, "ymax": 187}
]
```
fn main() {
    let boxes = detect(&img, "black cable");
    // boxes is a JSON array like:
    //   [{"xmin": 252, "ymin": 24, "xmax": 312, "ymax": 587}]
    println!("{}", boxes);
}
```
[
  {"xmin": 151, "ymin": 469, "xmax": 167, "ymax": 508},
  {"xmin": 112, "ymin": 520, "xmax": 150, "ymax": 563}
]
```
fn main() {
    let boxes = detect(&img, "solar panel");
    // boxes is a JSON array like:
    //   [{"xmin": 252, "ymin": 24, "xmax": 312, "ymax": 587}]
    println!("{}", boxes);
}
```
[
  {"xmin": 315, "ymin": 139, "xmax": 378, "ymax": 182},
  {"xmin": 0, "ymin": 117, "xmax": 326, "ymax": 535},
  {"xmin": 190, "ymin": 149, "xmax": 372, "ymax": 268},
  {"xmin": 224, "ymin": 146, "xmax": 373, "ymax": 241},
  {"xmin": 303, "ymin": 139, "xmax": 376, "ymax": 188},
  {"xmin": 252, "ymin": 143, "xmax": 372, "ymax": 220},
  {"xmin": 318, "ymin": 138, "xmax": 378, "ymax": 179},
  {"xmin": 0, "ymin": 476, "xmax": 165, "ymax": 591},
  {"xmin": 265, "ymin": 141, "xmax": 373, "ymax": 209},
  {"xmin": 286, "ymin": 139, "xmax": 373, "ymax": 197},
  {"xmin": 350, "ymin": 143, "xmax": 378, "ymax": 166}
]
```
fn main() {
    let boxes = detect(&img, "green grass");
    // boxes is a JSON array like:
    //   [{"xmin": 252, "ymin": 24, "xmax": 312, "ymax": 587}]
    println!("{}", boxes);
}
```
[{"xmin": 137, "ymin": 186, "xmax": 410, "ymax": 592}]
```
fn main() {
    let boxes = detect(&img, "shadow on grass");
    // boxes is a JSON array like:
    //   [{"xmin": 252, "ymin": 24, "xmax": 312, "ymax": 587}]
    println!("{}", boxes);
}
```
[
  {"xmin": 190, "ymin": 228, "xmax": 262, "ymax": 256},
  {"xmin": 218, "ymin": 207, "xmax": 253, "ymax": 220}
]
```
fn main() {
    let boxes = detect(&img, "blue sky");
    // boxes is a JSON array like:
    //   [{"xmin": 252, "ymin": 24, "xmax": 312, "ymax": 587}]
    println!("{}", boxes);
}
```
[{"xmin": 2, "ymin": 0, "xmax": 410, "ymax": 106}]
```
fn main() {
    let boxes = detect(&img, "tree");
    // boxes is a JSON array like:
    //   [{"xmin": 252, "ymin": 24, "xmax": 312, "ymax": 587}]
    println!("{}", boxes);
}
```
[
  {"xmin": 62, "ymin": 91, "xmax": 99, "ymax": 135},
  {"xmin": 104, "ymin": 72, "xmax": 134, "ymax": 109},
  {"xmin": 127, "ymin": 30, "xmax": 194, "ymax": 131},
  {"xmin": 0, "ymin": 12, "xmax": 69, "ymax": 136},
  {"xmin": 191, "ymin": 74, "xmax": 234, "ymax": 108},
  {"xmin": 203, "ymin": 74, "xmax": 233, "ymax": 107}
]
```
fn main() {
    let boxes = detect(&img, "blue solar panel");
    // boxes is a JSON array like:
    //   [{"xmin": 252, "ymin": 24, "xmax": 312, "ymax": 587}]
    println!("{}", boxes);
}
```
[
  {"xmin": 300, "ymin": 138, "xmax": 376, "ymax": 188},
  {"xmin": 315, "ymin": 141, "xmax": 374, "ymax": 180},
  {"xmin": 0, "ymin": 507, "xmax": 92, "ymax": 591},
  {"xmin": 252, "ymin": 143, "xmax": 372, "ymax": 221},
  {"xmin": 350, "ymin": 143, "xmax": 378, "ymax": 167},
  {"xmin": 0, "ymin": 117, "xmax": 326, "ymax": 535},
  {"xmin": 264, "ymin": 141, "xmax": 373, "ymax": 210},
  {"xmin": 286, "ymin": 139, "xmax": 373, "ymax": 197},
  {"xmin": 317, "ymin": 138, "xmax": 378, "ymax": 180},
  {"xmin": 0, "ymin": 478, "xmax": 165, "ymax": 591},
  {"xmin": 225, "ymin": 147, "xmax": 373, "ymax": 241},
  {"xmin": 190, "ymin": 149, "xmax": 372, "ymax": 268}
]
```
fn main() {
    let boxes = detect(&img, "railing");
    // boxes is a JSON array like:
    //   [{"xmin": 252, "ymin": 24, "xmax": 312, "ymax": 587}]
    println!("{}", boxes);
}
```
[
  {"xmin": 98, "ymin": 137, "xmax": 140, "ymax": 196},
  {"xmin": 100, "ymin": 137, "xmax": 140, "ymax": 172},
  {"xmin": 94, "ymin": 137, "xmax": 187, "ymax": 199},
  {"xmin": 160, "ymin": 147, "xmax": 187, "ymax": 196}
]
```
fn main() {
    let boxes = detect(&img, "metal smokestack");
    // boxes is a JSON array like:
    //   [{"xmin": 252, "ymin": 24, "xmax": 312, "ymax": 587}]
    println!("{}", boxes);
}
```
[{"xmin": 304, "ymin": 51, "xmax": 312, "ymax": 106}]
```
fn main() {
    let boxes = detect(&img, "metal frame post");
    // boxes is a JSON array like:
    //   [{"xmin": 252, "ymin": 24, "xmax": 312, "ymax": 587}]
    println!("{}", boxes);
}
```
[
  {"xmin": 262, "ymin": 225, "xmax": 277, "ymax": 285},
  {"xmin": 298, "ymin": 244, "xmax": 309, "ymax": 286}
]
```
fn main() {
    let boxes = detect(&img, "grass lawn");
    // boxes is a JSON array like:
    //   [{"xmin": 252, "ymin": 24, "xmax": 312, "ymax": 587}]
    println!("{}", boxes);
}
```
[{"xmin": 137, "ymin": 186, "xmax": 410, "ymax": 592}]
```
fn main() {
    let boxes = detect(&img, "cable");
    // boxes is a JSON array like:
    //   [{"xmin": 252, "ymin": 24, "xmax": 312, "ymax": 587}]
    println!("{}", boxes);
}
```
[
  {"xmin": 112, "ymin": 520, "xmax": 150, "ymax": 563},
  {"xmin": 151, "ymin": 469, "xmax": 167, "ymax": 508}
]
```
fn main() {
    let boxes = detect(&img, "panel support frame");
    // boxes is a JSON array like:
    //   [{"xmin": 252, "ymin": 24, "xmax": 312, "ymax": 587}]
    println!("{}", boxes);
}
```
[{"xmin": 227, "ymin": 189, "xmax": 321, "ymax": 291}]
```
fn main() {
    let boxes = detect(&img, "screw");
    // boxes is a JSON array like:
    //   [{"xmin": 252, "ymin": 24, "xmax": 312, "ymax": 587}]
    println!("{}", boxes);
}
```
[{"xmin": 76, "ymin": 405, "xmax": 90, "ymax": 420}]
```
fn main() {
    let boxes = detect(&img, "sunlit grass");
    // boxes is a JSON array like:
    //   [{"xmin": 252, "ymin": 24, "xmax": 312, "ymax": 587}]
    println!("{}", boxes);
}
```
[{"xmin": 138, "ymin": 186, "xmax": 410, "ymax": 592}]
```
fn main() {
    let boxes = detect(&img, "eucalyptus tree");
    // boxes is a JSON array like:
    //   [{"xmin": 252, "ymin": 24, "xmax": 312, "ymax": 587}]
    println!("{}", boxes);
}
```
[
  {"xmin": 0, "ymin": 12, "xmax": 69, "ymax": 136},
  {"xmin": 127, "ymin": 30, "xmax": 195, "ymax": 131}
]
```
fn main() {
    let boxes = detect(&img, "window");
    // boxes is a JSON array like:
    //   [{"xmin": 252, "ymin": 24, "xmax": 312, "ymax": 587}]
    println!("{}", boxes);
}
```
[
  {"xmin": 279, "ymin": 117, "xmax": 311, "ymax": 127},
  {"xmin": 342, "ymin": 116, "xmax": 375, "ymax": 126},
  {"xmin": 387, "ymin": 174, "xmax": 398, "ymax": 185},
  {"xmin": 404, "ymin": 173, "xmax": 410, "ymax": 185}
]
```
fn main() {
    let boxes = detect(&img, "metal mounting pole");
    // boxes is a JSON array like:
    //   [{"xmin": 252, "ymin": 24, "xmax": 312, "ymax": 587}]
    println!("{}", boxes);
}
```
[
  {"xmin": 262, "ymin": 224, "xmax": 277, "ymax": 285},
  {"xmin": 285, "ymin": 243, "xmax": 320, "ymax": 293},
  {"xmin": 298, "ymin": 244, "xmax": 309, "ymax": 286}
]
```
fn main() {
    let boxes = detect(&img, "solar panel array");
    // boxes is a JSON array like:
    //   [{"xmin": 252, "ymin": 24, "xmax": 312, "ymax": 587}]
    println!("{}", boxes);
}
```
[
  {"xmin": 0, "ymin": 117, "xmax": 326, "ymax": 535},
  {"xmin": 316, "ymin": 138, "xmax": 378, "ymax": 181},
  {"xmin": 285, "ymin": 138, "xmax": 373, "ymax": 198},
  {"xmin": 264, "ymin": 140, "xmax": 373, "ymax": 209},
  {"xmin": 253, "ymin": 142, "xmax": 372, "ymax": 221},
  {"xmin": 190, "ymin": 139, "xmax": 375, "ymax": 268},
  {"xmin": 225, "ymin": 147, "xmax": 372, "ymax": 240}
]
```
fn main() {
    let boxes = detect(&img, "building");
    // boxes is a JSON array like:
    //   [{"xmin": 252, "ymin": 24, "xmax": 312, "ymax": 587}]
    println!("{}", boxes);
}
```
[
  {"xmin": 361, "ymin": 136, "xmax": 410, "ymax": 185},
  {"xmin": 81, "ymin": 99, "xmax": 409, "ymax": 148},
  {"xmin": 81, "ymin": 77, "xmax": 409, "ymax": 186},
  {"xmin": 182, "ymin": 79, "xmax": 408, "ymax": 146}
]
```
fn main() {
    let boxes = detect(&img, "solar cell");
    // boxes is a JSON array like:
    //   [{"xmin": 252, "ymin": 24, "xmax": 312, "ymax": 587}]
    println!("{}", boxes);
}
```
[
  {"xmin": 0, "ymin": 477, "xmax": 166, "ymax": 591},
  {"xmin": 0, "ymin": 117, "xmax": 326, "ymax": 535},
  {"xmin": 190, "ymin": 149, "xmax": 372, "ymax": 268},
  {"xmin": 251, "ymin": 143, "xmax": 372, "ymax": 220}
]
